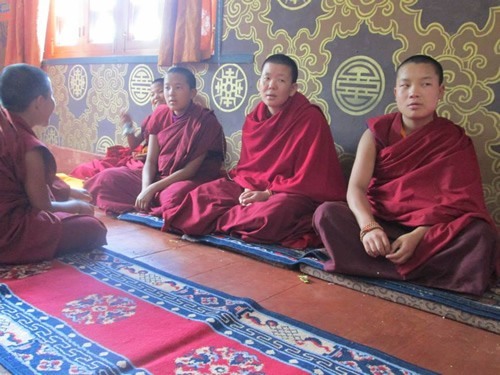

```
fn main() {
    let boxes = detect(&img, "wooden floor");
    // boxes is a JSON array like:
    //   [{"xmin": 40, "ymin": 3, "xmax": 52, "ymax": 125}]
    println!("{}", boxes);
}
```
[{"xmin": 96, "ymin": 210, "xmax": 499, "ymax": 375}]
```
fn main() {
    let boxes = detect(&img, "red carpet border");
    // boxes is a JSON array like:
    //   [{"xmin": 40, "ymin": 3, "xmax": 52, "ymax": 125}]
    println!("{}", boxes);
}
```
[{"xmin": 0, "ymin": 248, "xmax": 435, "ymax": 374}]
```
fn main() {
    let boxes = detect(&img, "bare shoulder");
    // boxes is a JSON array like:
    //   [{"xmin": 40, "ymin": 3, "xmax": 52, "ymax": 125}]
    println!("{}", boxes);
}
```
[{"xmin": 357, "ymin": 129, "xmax": 375, "ymax": 153}]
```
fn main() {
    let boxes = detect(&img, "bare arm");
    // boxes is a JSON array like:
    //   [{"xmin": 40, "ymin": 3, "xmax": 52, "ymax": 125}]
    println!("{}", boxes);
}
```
[
  {"xmin": 150, "ymin": 152, "xmax": 206, "ymax": 192},
  {"xmin": 347, "ymin": 130, "xmax": 391, "ymax": 256},
  {"xmin": 126, "ymin": 133, "xmax": 143, "ymax": 150},
  {"xmin": 347, "ymin": 130, "xmax": 377, "ymax": 227},
  {"xmin": 121, "ymin": 111, "xmax": 143, "ymax": 149},
  {"xmin": 135, "ymin": 151, "xmax": 207, "ymax": 211},
  {"xmin": 69, "ymin": 187, "xmax": 92, "ymax": 202},
  {"xmin": 142, "ymin": 134, "xmax": 160, "ymax": 190},
  {"xmin": 348, "ymin": 130, "xmax": 429, "ymax": 262},
  {"xmin": 25, "ymin": 149, "xmax": 94, "ymax": 215}
]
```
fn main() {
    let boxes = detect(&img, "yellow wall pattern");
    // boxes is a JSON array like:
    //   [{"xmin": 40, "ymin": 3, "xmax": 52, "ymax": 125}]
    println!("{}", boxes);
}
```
[
  {"xmin": 221, "ymin": 0, "xmax": 499, "ymax": 224},
  {"xmin": 37, "ymin": 1, "xmax": 499, "ymax": 226}
]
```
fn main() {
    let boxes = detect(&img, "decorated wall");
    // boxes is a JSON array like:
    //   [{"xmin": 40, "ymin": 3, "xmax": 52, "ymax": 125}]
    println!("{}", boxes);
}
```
[{"xmin": 37, "ymin": 1, "xmax": 499, "ymax": 225}]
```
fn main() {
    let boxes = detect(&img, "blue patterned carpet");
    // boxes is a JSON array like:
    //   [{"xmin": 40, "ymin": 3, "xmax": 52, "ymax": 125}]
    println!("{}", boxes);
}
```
[
  {"xmin": 0, "ymin": 248, "xmax": 435, "ymax": 374},
  {"xmin": 118, "ymin": 211, "xmax": 500, "ymax": 333}
]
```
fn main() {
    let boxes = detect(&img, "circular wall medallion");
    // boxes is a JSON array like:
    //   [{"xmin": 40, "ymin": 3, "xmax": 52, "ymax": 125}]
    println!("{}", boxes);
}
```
[
  {"xmin": 96, "ymin": 136, "xmax": 115, "ymax": 154},
  {"xmin": 211, "ymin": 64, "xmax": 247, "ymax": 113},
  {"xmin": 41, "ymin": 125, "xmax": 60, "ymax": 145},
  {"xmin": 276, "ymin": 0, "xmax": 312, "ymax": 10},
  {"xmin": 332, "ymin": 56, "xmax": 385, "ymax": 116},
  {"xmin": 129, "ymin": 64, "xmax": 155, "ymax": 106},
  {"xmin": 68, "ymin": 65, "xmax": 88, "ymax": 101}
]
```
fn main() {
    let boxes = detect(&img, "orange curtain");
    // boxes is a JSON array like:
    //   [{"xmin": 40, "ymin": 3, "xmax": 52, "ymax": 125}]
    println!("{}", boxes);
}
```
[
  {"xmin": 5, "ymin": 0, "xmax": 50, "ymax": 66},
  {"xmin": 158, "ymin": 0, "xmax": 216, "ymax": 67}
]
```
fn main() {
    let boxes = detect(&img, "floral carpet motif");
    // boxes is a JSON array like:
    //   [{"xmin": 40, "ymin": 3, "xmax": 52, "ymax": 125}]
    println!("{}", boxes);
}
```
[{"xmin": 0, "ymin": 248, "xmax": 435, "ymax": 374}]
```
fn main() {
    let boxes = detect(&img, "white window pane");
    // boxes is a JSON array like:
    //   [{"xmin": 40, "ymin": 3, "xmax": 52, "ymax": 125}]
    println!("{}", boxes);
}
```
[
  {"xmin": 54, "ymin": 0, "xmax": 84, "ymax": 46},
  {"xmin": 89, "ymin": 0, "xmax": 117, "ymax": 44},
  {"xmin": 129, "ymin": 0, "xmax": 162, "ymax": 42}
]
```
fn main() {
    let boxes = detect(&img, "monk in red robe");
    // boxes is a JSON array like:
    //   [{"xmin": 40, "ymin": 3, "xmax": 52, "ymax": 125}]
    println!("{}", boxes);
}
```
[
  {"xmin": 313, "ymin": 55, "xmax": 498, "ymax": 295},
  {"xmin": 164, "ymin": 54, "xmax": 346, "ymax": 249},
  {"xmin": 84, "ymin": 66, "xmax": 225, "ymax": 215},
  {"xmin": 0, "ymin": 64, "xmax": 107, "ymax": 264},
  {"xmin": 70, "ymin": 78, "xmax": 165, "ymax": 179}
]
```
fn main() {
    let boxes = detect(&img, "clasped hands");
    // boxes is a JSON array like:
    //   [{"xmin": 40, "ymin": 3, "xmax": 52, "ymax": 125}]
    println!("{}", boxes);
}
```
[
  {"xmin": 69, "ymin": 188, "xmax": 94, "ymax": 215},
  {"xmin": 134, "ymin": 186, "xmax": 273, "ymax": 211},
  {"xmin": 362, "ymin": 227, "xmax": 428, "ymax": 265},
  {"xmin": 239, "ymin": 189, "xmax": 272, "ymax": 206}
]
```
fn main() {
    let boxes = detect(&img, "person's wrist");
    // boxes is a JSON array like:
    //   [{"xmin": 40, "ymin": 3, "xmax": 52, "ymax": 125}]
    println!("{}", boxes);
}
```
[
  {"xmin": 360, "ymin": 221, "xmax": 383, "ymax": 241},
  {"xmin": 122, "ymin": 122, "xmax": 135, "ymax": 136}
]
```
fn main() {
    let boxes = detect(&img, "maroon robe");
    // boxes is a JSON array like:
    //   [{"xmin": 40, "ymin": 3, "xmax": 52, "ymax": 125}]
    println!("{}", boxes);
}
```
[
  {"xmin": 313, "ymin": 112, "xmax": 498, "ymax": 294},
  {"xmin": 0, "ymin": 110, "xmax": 107, "ymax": 264},
  {"xmin": 69, "ymin": 114, "xmax": 153, "ymax": 179},
  {"xmin": 165, "ymin": 93, "xmax": 346, "ymax": 248},
  {"xmin": 149, "ymin": 103, "xmax": 224, "ymax": 182},
  {"xmin": 367, "ymin": 112, "xmax": 497, "ymax": 275},
  {"xmin": 84, "ymin": 103, "xmax": 225, "ymax": 214}
]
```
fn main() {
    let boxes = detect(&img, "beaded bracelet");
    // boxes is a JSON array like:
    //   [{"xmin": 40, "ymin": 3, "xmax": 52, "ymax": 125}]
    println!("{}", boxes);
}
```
[{"xmin": 359, "ymin": 221, "xmax": 383, "ymax": 241}]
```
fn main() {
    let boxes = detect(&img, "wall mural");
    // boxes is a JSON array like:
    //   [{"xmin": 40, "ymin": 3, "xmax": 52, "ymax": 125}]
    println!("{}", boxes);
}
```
[{"xmin": 40, "ymin": 1, "xmax": 499, "ymax": 226}]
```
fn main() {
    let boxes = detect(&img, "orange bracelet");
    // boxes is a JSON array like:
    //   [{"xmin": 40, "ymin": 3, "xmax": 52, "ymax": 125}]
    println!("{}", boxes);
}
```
[{"xmin": 360, "ymin": 221, "xmax": 383, "ymax": 241}]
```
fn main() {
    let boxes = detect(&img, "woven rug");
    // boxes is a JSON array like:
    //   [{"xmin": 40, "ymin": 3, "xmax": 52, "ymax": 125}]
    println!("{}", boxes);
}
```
[
  {"xmin": 300, "ymin": 265, "xmax": 500, "ymax": 334},
  {"xmin": 0, "ymin": 249, "xmax": 435, "ymax": 375},
  {"xmin": 118, "ymin": 212, "xmax": 328, "ymax": 268},
  {"xmin": 185, "ymin": 234, "xmax": 500, "ymax": 334},
  {"xmin": 117, "ymin": 212, "xmax": 500, "ymax": 334}
]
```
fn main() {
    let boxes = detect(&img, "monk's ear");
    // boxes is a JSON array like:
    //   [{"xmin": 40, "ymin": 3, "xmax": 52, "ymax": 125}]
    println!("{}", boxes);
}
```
[
  {"xmin": 289, "ymin": 82, "xmax": 298, "ymax": 97},
  {"xmin": 438, "ymin": 84, "xmax": 445, "ymax": 100},
  {"xmin": 190, "ymin": 88, "xmax": 198, "ymax": 100},
  {"xmin": 29, "ymin": 95, "xmax": 45, "ymax": 111}
]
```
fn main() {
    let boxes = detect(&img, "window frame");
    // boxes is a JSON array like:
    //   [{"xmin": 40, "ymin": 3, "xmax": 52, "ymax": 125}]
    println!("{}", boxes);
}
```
[
  {"xmin": 43, "ymin": 0, "xmax": 253, "ymax": 65},
  {"xmin": 44, "ymin": 0, "xmax": 164, "ymax": 59}
]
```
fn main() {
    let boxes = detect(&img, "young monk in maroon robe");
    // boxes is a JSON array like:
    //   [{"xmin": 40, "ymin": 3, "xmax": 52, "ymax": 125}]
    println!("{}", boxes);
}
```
[
  {"xmin": 70, "ymin": 78, "xmax": 165, "ymax": 179},
  {"xmin": 0, "ymin": 64, "xmax": 107, "ymax": 264},
  {"xmin": 164, "ymin": 54, "xmax": 346, "ymax": 249},
  {"xmin": 313, "ymin": 55, "xmax": 498, "ymax": 295},
  {"xmin": 84, "ymin": 66, "xmax": 225, "ymax": 215}
]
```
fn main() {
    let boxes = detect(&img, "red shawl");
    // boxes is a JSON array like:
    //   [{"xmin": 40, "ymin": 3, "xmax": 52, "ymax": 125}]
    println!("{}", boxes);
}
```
[
  {"xmin": 148, "ymin": 102, "xmax": 225, "ymax": 181},
  {"xmin": 0, "ymin": 110, "xmax": 63, "ymax": 262},
  {"xmin": 70, "ymin": 114, "xmax": 153, "ymax": 179},
  {"xmin": 230, "ymin": 92, "xmax": 345, "ymax": 202},
  {"xmin": 367, "ymin": 112, "xmax": 496, "ymax": 275}
]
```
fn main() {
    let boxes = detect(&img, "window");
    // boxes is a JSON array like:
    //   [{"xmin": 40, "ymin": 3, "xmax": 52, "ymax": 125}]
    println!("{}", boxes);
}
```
[{"xmin": 44, "ymin": 0, "xmax": 164, "ymax": 59}]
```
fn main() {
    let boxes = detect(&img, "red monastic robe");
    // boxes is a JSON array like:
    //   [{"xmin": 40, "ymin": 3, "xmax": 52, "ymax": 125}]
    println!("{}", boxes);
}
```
[
  {"xmin": 367, "ymin": 112, "xmax": 497, "ymax": 275},
  {"xmin": 231, "ymin": 93, "xmax": 346, "ymax": 201},
  {"xmin": 165, "ymin": 93, "xmax": 346, "ymax": 248},
  {"xmin": 150, "ymin": 103, "xmax": 225, "ymax": 182},
  {"xmin": 84, "ymin": 103, "xmax": 225, "ymax": 214},
  {"xmin": 69, "ymin": 114, "xmax": 153, "ymax": 179},
  {"xmin": 0, "ymin": 111, "xmax": 106, "ymax": 264}
]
